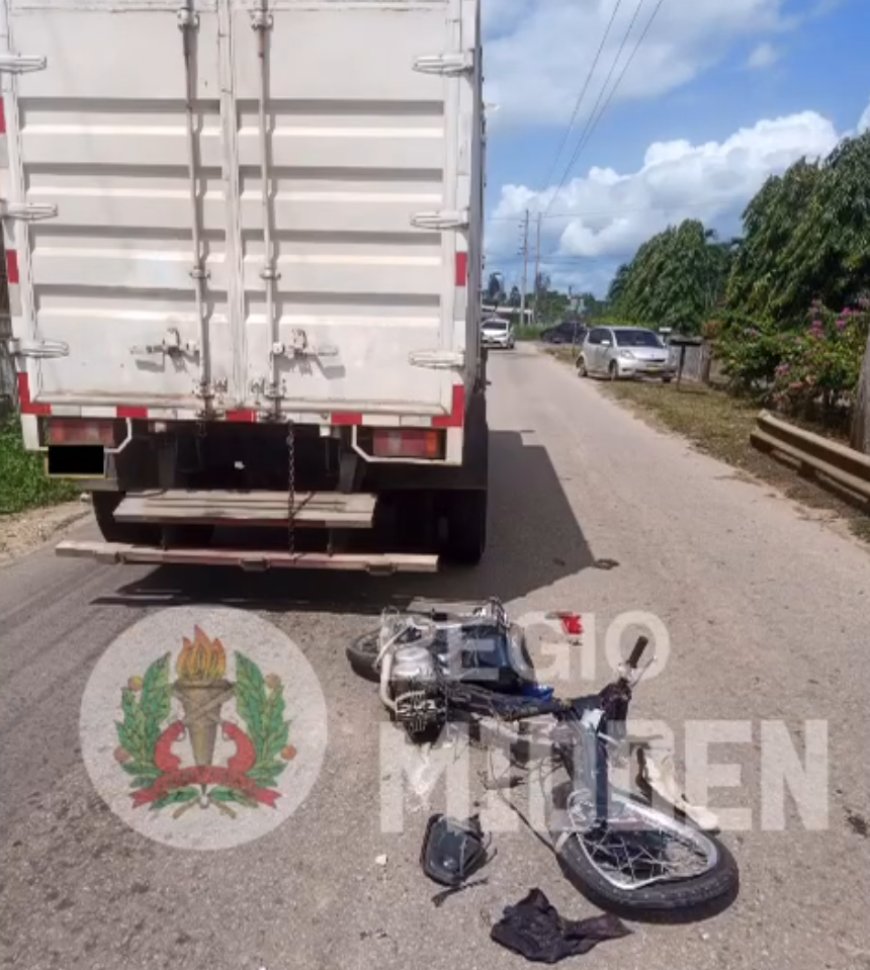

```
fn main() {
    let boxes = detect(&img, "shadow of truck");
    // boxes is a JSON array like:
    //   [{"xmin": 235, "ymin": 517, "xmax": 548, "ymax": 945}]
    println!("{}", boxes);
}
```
[{"xmin": 92, "ymin": 430, "xmax": 599, "ymax": 613}]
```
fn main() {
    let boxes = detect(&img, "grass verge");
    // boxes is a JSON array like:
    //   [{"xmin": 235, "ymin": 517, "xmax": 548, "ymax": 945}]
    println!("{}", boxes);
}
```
[
  {"xmin": 590, "ymin": 377, "xmax": 870, "ymax": 543},
  {"xmin": 0, "ymin": 418, "xmax": 78, "ymax": 515}
]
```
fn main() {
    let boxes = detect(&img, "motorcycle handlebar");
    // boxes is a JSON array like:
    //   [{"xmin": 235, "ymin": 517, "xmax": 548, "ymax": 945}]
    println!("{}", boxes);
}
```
[
  {"xmin": 627, "ymin": 636, "xmax": 649, "ymax": 669},
  {"xmin": 486, "ymin": 636, "xmax": 650, "ymax": 725},
  {"xmin": 495, "ymin": 698, "xmax": 573, "ymax": 721}
]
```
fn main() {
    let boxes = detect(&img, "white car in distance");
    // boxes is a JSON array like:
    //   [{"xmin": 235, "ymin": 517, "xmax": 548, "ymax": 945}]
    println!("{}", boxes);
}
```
[{"xmin": 481, "ymin": 317, "xmax": 515, "ymax": 350}]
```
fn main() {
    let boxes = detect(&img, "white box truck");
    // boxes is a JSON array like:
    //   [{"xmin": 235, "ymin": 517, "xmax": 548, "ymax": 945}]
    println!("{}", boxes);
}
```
[{"xmin": 2, "ymin": 0, "xmax": 486, "ymax": 572}]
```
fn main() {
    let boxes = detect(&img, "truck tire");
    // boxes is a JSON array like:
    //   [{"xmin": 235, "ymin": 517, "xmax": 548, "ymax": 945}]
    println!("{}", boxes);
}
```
[
  {"xmin": 92, "ymin": 492, "xmax": 160, "ymax": 545},
  {"xmin": 442, "ymin": 489, "xmax": 487, "ymax": 565}
]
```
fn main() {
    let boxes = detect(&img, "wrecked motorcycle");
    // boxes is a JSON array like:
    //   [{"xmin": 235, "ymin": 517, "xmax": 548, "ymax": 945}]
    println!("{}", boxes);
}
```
[{"xmin": 346, "ymin": 599, "xmax": 739, "ymax": 916}]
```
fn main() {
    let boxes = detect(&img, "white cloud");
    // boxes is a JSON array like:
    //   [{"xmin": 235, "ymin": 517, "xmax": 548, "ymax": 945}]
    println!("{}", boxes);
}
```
[
  {"xmin": 487, "ymin": 109, "xmax": 841, "ymax": 289},
  {"xmin": 746, "ymin": 41, "xmax": 780, "ymax": 69},
  {"xmin": 858, "ymin": 98, "xmax": 870, "ymax": 134},
  {"xmin": 483, "ymin": 0, "xmax": 787, "ymax": 127}
]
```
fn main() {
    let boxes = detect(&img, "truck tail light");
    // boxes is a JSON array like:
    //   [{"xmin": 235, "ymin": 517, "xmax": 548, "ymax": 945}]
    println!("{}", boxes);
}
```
[
  {"xmin": 47, "ymin": 418, "xmax": 118, "ymax": 446},
  {"xmin": 372, "ymin": 428, "xmax": 444, "ymax": 459}
]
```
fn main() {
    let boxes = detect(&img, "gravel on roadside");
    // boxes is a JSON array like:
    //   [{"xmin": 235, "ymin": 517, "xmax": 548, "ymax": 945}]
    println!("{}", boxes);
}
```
[{"xmin": 0, "ymin": 497, "xmax": 93, "ymax": 563}]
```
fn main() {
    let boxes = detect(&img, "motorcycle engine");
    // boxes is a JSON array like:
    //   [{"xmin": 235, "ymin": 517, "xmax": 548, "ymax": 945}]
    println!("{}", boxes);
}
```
[{"xmin": 391, "ymin": 644, "xmax": 445, "ymax": 737}]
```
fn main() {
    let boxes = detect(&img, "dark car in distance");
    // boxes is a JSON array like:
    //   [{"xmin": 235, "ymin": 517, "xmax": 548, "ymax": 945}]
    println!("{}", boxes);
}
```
[{"xmin": 540, "ymin": 320, "xmax": 587, "ymax": 345}]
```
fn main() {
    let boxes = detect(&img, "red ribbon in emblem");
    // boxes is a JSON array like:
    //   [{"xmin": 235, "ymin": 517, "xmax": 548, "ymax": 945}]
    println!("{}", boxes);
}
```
[{"xmin": 132, "ymin": 720, "xmax": 280, "ymax": 808}]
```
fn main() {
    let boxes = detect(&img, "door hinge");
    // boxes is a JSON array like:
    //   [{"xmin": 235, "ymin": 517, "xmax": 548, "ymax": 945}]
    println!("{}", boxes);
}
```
[
  {"xmin": 0, "ymin": 200, "xmax": 58, "ymax": 222},
  {"xmin": 413, "ymin": 52, "xmax": 474, "ymax": 77},
  {"xmin": 250, "ymin": 7, "xmax": 273, "ymax": 30},
  {"xmin": 410, "ymin": 209, "xmax": 469, "ymax": 232},
  {"xmin": 0, "ymin": 52, "xmax": 47, "ymax": 74},
  {"xmin": 6, "ymin": 337, "xmax": 69, "ymax": 359},
  {"xmin": 409, "ymin": 349, "xmax": 465, "ymax": 370},
  {"xmin": 176, "ymin": 7, "xmax": 199, "ymax": 30}
]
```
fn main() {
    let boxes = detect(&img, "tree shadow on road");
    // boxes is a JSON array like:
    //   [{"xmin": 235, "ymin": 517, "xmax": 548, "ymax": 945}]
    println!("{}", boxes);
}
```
[{"xmin": 92, "ymin": 431, "xmax": 611, "ymax": 615}]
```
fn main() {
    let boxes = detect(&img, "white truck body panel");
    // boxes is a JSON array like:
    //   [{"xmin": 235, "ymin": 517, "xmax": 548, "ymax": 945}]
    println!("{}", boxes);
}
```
[{"xmin": 3, "ymin": 0, "xmax": 482, "ymax": 422}]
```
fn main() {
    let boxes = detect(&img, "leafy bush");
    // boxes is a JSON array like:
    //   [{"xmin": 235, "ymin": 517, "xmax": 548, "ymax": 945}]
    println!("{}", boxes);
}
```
[
  {"xmin": 771, "ymin": 303, "xmax": 869, "ymax": 417},
  {"xmin": 513, "ymin": 325, "xmax": 546, "ymax": 341},
  {"xmin": 715, "ymin": 315, "xmax": 792, "ymax": 398},
  {"xmin": 714, "ymin": 303, "xmax": 869, "ymax": 421},
  {"xmin": 0, "ymin": 418, "xmax": 77, "ymax": 514}
]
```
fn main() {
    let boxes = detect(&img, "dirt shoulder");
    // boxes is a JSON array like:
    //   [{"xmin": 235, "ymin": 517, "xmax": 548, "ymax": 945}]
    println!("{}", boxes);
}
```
[
  {"xmin": 0, "ymin": 500, "xmax": 93, "ymax": 564},
  {"xmin": 598, "ymin": 379, "xmax": 870, "ymax": 542}
]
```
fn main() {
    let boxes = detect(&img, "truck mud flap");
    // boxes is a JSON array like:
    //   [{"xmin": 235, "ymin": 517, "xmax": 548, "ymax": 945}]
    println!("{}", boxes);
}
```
[{"xmin": 56, "ymin": 540, "xmax": 438, "ymax": 575}]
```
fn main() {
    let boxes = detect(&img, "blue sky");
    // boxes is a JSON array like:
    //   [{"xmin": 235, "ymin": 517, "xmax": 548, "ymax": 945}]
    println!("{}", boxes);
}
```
[{"xmin": 482, "ymin": 0, "xmax": 870, "ymax": 296}]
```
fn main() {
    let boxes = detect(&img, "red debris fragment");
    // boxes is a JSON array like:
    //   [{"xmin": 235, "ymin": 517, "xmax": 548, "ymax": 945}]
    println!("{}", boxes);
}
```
[{"xmin": 546, "ymin": 612, "xmax": 583, "ymax": 636}]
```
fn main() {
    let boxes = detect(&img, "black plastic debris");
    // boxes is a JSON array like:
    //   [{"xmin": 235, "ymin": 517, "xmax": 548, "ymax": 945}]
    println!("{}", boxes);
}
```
[
  {"xmin": 420, "ymin": 814, "xmax": 493, "ymax": 906},
  {"xmin": 490, "ymin": 888, "xmax": 630, "ymax": 963}
]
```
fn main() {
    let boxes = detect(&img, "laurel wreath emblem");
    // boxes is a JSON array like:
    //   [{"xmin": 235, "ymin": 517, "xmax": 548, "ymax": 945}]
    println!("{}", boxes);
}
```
[{"xmin": 114, "ymin": 642, "xmax": 294, "ymax": 815}]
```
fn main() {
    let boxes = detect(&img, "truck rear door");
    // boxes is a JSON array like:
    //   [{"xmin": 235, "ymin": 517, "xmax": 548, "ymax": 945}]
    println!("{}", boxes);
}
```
[
  {"xmin": 6, "ymin": 0, "xmax": 232, "ymax": 413},
  {"xmin": 4, "ymin": 0, "xmax": 475, "ymax": 419}
]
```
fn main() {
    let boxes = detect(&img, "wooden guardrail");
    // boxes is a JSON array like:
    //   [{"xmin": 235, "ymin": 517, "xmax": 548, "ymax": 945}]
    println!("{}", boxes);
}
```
[{"xmin": 750, "ymin": 410, "xmax": 870, "ymax": 502}]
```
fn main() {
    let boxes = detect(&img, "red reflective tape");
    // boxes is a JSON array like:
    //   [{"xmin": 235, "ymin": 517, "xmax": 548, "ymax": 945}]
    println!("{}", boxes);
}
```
[
  {"xmin": 6, "ymin": 249, "xmax": 19, "ymax": 284},
  {"xmin": 455, "ymin": 251, "xmax": 468, "ymax": 287},
  {"xmin": 331, "ymin": 412, "xmax": 362, "ymax": 426},
  {"xmin": 116, "ymin": 405, "xmax": 148, "ymax": 419},
  {"xmin": 17, "ymin": 372, "xmax": 51, "ymax": 415},
  {"xmin": 0, "ymin": 100, "xmax": 6, "ymax": 135},
  {"xmin": 432, "ymin": 384, "xmax": 465, "ymax": 428},
  {"xmin": 226, "ymin": 409, "xmax": 257, "ymax": 423}
]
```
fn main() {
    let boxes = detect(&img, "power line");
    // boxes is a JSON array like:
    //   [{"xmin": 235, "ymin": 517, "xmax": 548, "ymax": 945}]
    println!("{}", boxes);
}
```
[
  {"xmin": 540, "ymin": 0, "xmax": 624, "ymax": 189},
  {"xmin": 487, "ymin": 255, "xmax": 631, "ymax": 264},
  {"xmin": 488, "ymin": 186, "xmax": 739, "ymax": 227},
  {"xmin": 557, "ymin": 0, "xmax": 668, "ymax": 196},
  {"xmin": 488, "ymin": 196, "xmax": 734, "ymax": 222},
  {"xmin": 543, "ymin": 0, "xmax": 648, "ymax": 218}
]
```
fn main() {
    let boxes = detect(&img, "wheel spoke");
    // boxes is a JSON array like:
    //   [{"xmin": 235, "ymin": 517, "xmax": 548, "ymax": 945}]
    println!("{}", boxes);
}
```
[{"xmin": 569, "ymin": 799, "xmax": 717, "ymax": 890}]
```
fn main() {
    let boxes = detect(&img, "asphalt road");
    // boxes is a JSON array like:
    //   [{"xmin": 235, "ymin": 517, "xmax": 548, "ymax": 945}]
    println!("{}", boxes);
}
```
[{"xmin": 2, "ymin": 344, "xmax": 868, "ymax": 970}]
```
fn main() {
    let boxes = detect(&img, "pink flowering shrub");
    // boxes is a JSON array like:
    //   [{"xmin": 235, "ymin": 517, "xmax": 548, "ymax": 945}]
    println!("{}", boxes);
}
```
[{"xmin": 771, "ymin": 302, "xmax": 869, "ymax": 415}]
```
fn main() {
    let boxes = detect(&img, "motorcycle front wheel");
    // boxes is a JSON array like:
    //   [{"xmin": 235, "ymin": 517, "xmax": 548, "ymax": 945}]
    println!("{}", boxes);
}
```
[{"xmin": 555, "ymin": 794, "xmax": 738, "ymax": 919}]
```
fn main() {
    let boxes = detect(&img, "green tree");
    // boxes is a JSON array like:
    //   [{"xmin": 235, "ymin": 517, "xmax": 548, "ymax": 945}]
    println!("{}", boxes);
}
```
[
  {"xmin": 608, "ymin": 219, "xmax": 732, "ymax": 332},
  {"xmin": 486, "ymin": 272, "xmax": 505, "ymax": 303},
  {"xmin": 726, "ymin": 132, "xmax": 870, "ymax": 324},
  {"xmin": 726, "ymin": 160, "xmax": 822, "ymax": 319},
  {"xmin": 607, "ymin": 264, "xmax": 631, "ymax": 305}
]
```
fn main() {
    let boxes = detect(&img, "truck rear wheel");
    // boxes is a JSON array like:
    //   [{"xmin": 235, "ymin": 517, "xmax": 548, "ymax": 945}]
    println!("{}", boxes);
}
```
[
  {"xmin": 442, "ymin": 489, "xmax": 487, "ymax": 565},
  {"xmin": 92, "ymin": 492, "xmax": 160, "ymax": 545}
]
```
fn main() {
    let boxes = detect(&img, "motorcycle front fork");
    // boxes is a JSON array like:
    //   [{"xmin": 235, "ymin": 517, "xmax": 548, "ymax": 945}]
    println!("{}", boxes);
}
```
[{"xmin": 572, "ymin": 716, "xmax": 611, "ymax": 826}]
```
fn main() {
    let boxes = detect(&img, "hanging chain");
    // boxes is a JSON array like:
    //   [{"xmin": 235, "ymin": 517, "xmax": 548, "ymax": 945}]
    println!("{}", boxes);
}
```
[{"xmin": 286, "ymin": 421, "xmax": 296, "ymax": 556}]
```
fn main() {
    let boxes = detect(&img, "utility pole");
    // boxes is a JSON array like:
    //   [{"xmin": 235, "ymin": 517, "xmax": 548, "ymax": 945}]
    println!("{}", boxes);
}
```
[
  {"xmin": 532, "ymin": 212, "xmax": 542, "ymax": 325},
  {"xmin": 519, "ymin": 209, "xmax": 530, "ymax": 330},
  {"xmin": 851, "ymin": 326, "xmax": 870, "ymax": 453}
]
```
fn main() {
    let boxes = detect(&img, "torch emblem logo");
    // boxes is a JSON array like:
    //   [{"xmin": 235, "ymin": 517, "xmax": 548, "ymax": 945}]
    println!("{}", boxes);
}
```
[
  {"xmin": 114, "ymin": 627, "xmax": 297, "ymax": 818},
  {"xmin": 81, "ymin": 606, "xmax": 327, "ymax": 848}
]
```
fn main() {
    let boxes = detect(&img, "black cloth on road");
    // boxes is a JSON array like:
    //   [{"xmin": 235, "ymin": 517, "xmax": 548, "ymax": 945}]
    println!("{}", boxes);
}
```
[{"xmin": 490, "ymin": 888, "xmax": 630, "ymax": 963}]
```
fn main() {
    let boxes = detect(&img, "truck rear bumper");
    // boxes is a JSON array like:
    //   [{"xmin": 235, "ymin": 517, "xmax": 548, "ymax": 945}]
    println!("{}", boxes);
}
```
[{"xmin": 56, "ymin": 540, "xmax": 437, "ymax": 575}]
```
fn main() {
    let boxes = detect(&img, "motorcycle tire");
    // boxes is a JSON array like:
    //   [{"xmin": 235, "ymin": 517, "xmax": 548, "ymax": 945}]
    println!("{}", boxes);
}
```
[
  {"xmin": 555, "ymin": 809, "xmax": 738, "ymax": 919},
  {"xmin": 345, "ymin": 610, "xmax": 490, "ymax": 683},
  {"xmin": 346, "ymin": 630, "xmax": 381, "ymax": 683}
]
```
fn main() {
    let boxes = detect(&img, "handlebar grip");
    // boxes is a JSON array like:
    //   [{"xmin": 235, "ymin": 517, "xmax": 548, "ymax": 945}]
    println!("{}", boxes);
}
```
[{"xmin": 627, "ymin": 636, "xmax": 649, "ymax": 668}]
